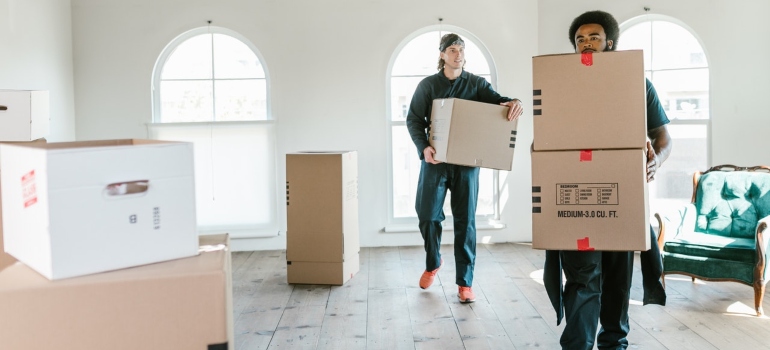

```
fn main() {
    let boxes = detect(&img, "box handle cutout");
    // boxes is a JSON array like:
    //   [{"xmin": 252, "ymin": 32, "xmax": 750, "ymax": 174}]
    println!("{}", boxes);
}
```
[
  {"xmin": 0, "ymin": 105, "xmax": 7, "ymax": 111},
  {"xmin": 104, "ymin": 180, "xmax": 149, "ymax": 198}
]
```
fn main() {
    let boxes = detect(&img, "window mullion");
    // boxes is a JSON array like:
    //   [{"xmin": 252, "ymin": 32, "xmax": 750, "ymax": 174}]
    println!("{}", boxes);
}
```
[{"xmin": 210, "ymin": 32, "xmax": 216, "ymax": 122}]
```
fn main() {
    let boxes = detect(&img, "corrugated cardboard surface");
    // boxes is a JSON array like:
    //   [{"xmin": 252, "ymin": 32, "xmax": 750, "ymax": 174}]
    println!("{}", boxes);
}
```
[
  {"xmin": 430, "ymin": 98, "xmax": 518, "ymax": 171},
  {"xmin": 287, "ymin": 252, "xmax": 360, "ymax": 285},
  {"xmin": 0, "ymin": 234, "xmax": 233, "ymax": 350},
  {"xmin": 532, "ymin": 51, "xmax": 647, "ymax": 151},
  {"xmin": 286, "ymin": 151, "xmax": 360, "ymax": 285},
  {"xmin": 0, "ymin": 139, "xmax": 199, "ymax": 280},
  {"xmin": 531, "ymin": 149, "xmax": 649, "ymax": 251}
]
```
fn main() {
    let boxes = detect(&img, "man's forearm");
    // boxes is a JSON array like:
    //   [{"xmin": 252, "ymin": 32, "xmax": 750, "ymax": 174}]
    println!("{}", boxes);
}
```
[{"xmin": 649, "ymin": 125, "xmax": 672, "ymax": 164}]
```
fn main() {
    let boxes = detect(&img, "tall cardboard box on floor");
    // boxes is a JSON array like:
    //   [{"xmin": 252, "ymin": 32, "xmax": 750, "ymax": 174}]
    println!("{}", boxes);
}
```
[
  {"xmin": 531, "ymin": 149, "xmax": 650, "ymax": 251},
  {"xmin": 532, "ymin": 50, "xmax": 647, "ymax": 151},
  {"xmin": 286, "ymin": 151, "xmax": 360, "ymax": 285},
  {"xmin": 0, "ymin": 139, "xmax": 199, "ymax": 280},
  {"xmin": 0, "ymin": 234, "xmax": 233, "ymax": 350},
  {"xmin": 430, "ymin": 98, "xmax": 518, "ymax": 171}
]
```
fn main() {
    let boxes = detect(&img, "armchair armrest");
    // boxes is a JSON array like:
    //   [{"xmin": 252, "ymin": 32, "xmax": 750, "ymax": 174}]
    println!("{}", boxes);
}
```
[
  {"xmin": 655, "ymin": 203, "xmax": 696, "ymax": 245},
  {"xmin": 755, "ymin": 215, "xmax": 769, "ymax": 286}
]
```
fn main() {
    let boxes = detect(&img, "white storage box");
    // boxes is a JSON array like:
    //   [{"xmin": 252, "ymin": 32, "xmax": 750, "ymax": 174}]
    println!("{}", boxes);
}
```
[
  {"xmin": 0, "ymin": 139, "xmax": 199, "ymax": 280},
  {"xmin": 0, "ymin": 90, "xmax": 50, "ymax": 141}
]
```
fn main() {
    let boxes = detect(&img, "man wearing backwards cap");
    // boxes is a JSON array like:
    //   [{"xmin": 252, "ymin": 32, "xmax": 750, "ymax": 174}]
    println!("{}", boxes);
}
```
[
  {"xmin": 406, "ymin": 33, "xmax": 523, "ymax": 303},
  {"xmin": 542, "ymin": 10, "xmax": 672, "ymax": 350}
]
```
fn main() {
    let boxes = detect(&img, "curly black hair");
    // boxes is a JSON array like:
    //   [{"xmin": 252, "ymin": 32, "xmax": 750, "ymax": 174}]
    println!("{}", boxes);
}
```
[{"xmin": 568, "ymin": 10, "xmax": 619, "ymax": 51}]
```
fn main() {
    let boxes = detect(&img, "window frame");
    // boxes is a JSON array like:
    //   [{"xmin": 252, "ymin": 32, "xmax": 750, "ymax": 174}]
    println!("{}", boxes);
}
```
[
  {"xmin": 385, "ymin": 25, "xmax": 504, "ymax": 230},
  {"xmin": 149, "ymin": 26, "xmax": 279, "ymax": 239},
  {"xmin": 151, "ymin": 26, "xmax": 272, "ymax": 123},
  {"xmin": 619, "ymin": 15, "xmax": 711, "ymax": 222}
]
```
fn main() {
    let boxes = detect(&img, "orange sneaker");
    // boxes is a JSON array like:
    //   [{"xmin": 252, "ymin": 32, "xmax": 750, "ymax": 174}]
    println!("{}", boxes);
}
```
[
  {"xmin": 458, "ymin": 286, "xmax": 476, "ymax": 303},
  {"xmin": 419, "ymin": 259, "xmax": 443, "ymax": 289}
]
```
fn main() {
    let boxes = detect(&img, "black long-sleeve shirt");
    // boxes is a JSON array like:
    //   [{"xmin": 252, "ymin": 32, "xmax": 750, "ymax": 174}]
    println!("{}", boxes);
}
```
[{"xmin": 405, "ymin": 70, "xmax": 512, "ymax": 160}]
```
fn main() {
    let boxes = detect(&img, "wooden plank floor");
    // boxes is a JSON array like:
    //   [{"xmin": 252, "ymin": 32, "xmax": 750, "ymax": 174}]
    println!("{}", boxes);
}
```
[{"xmin": 232, "ymin": 243, "xmax": 770, "ymax": 350}]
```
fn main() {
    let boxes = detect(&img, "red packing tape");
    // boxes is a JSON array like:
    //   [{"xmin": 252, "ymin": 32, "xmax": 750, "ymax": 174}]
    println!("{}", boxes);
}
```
[
  {"xmin": 577, "ymin": 237, "xmax": 595, "ymax": 251},
  {"xmin": 581, "ymin": 52, "xmax": 593, "ymax": 66},
  {"xmin": 580, "ymin": 150, "xmax": 592, "ymax": 162}
]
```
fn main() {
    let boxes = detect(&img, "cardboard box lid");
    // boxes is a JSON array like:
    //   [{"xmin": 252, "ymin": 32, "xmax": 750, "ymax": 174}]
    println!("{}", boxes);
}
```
[
  {"xmin": 532, "ymin": 50, "xmax": 647, "ymax": 151},
  {"xmin": 0, "ymin": 234, "xmax": 232, "ymax": 349},
  {"xmin": 0, "ymin": 139, "xmax": 194, "ymax": 190}
]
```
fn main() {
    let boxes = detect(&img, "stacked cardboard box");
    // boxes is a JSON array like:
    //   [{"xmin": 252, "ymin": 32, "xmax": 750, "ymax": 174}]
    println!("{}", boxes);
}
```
[
  {"xmin": 0, "ymin": 139, "xmax": 199, "ymax": 279},
  {"xmin": 429, "ymin": 98, "xmax": 519, "ymax": 171},
  {"xmin": 0, "ymin": 91, "xmax": 231, "ymax": 348},
  {"xmin": 286, "ymin": 151, "xmax": 360, "ymax": 285},
  {"xmin": 531, "ymin": 50, "xmax": 650, "ymax": 251},
  {"xmin": 0, "ymin": 234, "xmax": 233, "ymax": 350}
]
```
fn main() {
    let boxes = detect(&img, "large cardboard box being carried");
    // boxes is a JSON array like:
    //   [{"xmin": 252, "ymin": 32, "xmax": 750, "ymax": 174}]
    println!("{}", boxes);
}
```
[
  {"xmin": 531, "ymin": 149, "xmax": 649, "ymax": 251},
  {"xmin": 430, "ymin": 98, "xmax": 518, "ymax": 171},
  {"xmin": 532, "ymin": 51, "xmax": 646, "ymax": 151},
  {"xmin": 0, "ymin": 90, "xmax": 50, "ymax": 141},
  {"xmin": 286, "ymin": 151, "xmax": 360, "ymax": 285},
  {"xmin": 0, "ymin": 234, "xmax": 233, "ymax": 350},
  {"xmin": 0, "ymin": 139, "xmax": 198, "ymax": 280}
]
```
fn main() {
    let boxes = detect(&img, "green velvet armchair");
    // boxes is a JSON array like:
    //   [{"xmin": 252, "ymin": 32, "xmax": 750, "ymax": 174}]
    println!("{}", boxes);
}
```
[{"xmin": 655, "ymin": 165, "xmax": 770, "ymax": 316}]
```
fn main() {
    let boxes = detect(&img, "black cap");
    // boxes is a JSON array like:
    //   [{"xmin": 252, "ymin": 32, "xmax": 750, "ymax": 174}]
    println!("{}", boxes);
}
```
[{"xmin": 439, "ymin": 33, "xmax": 465, "ymax": 52}]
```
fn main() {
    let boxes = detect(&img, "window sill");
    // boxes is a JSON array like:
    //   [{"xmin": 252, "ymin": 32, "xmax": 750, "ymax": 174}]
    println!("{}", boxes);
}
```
[
  {"xmin": 146, "ymin": 120, "xmax": 274, "ymax": 127},
  {"xmin": 383, "ymin": 220, "xmax": 506, "ymax": 233}
]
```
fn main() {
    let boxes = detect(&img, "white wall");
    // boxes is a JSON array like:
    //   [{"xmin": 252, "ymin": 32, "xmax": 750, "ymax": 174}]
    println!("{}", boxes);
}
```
[
  {"xmin": 0, "ymin": 0, "xmax": 76, "ymax": 141},
  {"xmin": 71, "ymin": 0, "xmax": 538, "ymax": 250},
  {"xmin": 68, "ymin": 0, "xmax": 770, "ymax": 250}
]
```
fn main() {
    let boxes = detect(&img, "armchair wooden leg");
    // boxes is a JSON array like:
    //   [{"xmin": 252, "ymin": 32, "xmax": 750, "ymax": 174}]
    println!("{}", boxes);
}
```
[{"xmin": 754, "ymin": 281, "xmax": 765, "ymax": 316}]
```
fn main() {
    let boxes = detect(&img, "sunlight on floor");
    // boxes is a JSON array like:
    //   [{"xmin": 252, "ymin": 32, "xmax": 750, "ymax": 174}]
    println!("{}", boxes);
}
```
[
  {"xmin": 481, "ymin": 236, "xmax": 492, "ymax": 244},
  {"xmin": 664, "ymin": 276, "xmax": 707, "ymax": 284},
  {"xmin": 530, "ymin": 269, "xmax": 544, "ymax": 285},
  {"xmin": 723, "ymin": 302, "xmax": 769, "ymax": 318}
]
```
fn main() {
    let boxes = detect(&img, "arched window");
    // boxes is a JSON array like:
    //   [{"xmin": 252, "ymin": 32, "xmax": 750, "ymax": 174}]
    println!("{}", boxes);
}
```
[
  {"xmin": 386, "ymin": 26, "xmax": 501, "ymax": 228},
  {"xmin": 149, "ymin": 26, "xmax": 277, "ymax": 237},
  {"xmin": 152, "ymin": 27, "xmax": 268, "ymax": 122},
  {"xmin": 619, "ymin": 16, "xmax": 709, "ymax": 213}
]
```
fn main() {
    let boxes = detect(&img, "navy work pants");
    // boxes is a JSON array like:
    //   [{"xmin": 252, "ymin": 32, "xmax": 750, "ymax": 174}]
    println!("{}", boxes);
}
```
[
  {"xmin": 560, "ymin": 250, "xmax": 633, "ymax": 350},
  {"xmin": 415, "ymin": 161, "xmax": 479, "ymax": 287}
]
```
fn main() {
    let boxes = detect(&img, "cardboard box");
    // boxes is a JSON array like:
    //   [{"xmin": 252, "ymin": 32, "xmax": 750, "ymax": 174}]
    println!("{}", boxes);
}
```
[
  {"xmin": 286, "ymin": 151, "xmax": 360, "ymax": 285},
  {"xmin": 0, "ymin": 139, "xmax": 47, "ymax": 272},
  {"xmin": 531, "ymin": 148, "xmax": 649, "ymax": 251},
  {"xmin": 0, "ymin": 234, "xmax": 233, "ymax": 350},
  {"xmin": 429, "ymin": 98, "xmax": 518, "ymax": 171},
  {"xmin": 0, "ymin": 139, "xmax": 199, "ymax": 280},
  {"xmin": 532, "ymin": 50, "xmax": 647, "ymax": 151},
  {"xmin": 0, "ymin": 90, "xmax": 50, "ymax": 141}
]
